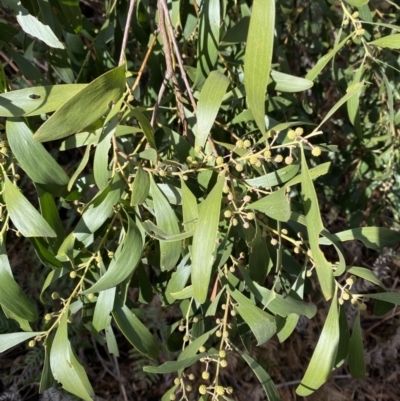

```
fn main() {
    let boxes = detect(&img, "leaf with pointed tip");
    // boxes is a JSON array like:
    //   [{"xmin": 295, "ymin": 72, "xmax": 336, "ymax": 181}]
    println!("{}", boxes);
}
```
[
  {"xmin": 245, "ymin": 164, "xmax": 299, "ymax": 189},
  {"xmin": 0, "ymin": 331, "xmax": 44, "ymax": 353},
  {"xmin": 348, "ymin": 310, "xmax": 365, "ymax": 378},
  {"xmin": 3, "ymin": 175, "xmax": 56, "ymax": 237},
  {"xmin": 270, "ymin": 70, "xmax": 313, "ymax": 93},
  {"xmin": 191, "ymin": 174, "xmax": 225, "ymax": 303},
  {"xmin": 130, "ymin": 166, "xmax": 150, "ymax": 206},
  {"xmin": 244, "ymin": 0, "xmax": 275, "ymax": 135},
  {"xmin": 369, "ymin": 34, "xmax": 400, "ymax": 49},
  {"xmin": 34, "ymin": 64, "xmax": 125, "ymax": 142}
]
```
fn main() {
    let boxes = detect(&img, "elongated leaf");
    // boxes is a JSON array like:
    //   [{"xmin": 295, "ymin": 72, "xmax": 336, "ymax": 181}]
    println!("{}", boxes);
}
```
[
  {"xmin": 270, "ymin": 70, "xmax": 313, "ymax": 93},
  {"xmin": 92, "ymin": 287, "xmax": 116, "ymax": 332},
  {"xmin": 244, "ymin": 0, "xmax": 275, "ymax": 135},
  {"xmin": 296, "ymin": 293, "xmax": 339, "ymax": 396},
  {"xmin": 232, "ymin": 344, "xmax": 282, "ymax": 401},
  {"xmin": 348, "ymin": 310, "xmax": 365, "ymax": 378},
  {"xmin": 194, "ymin": 0, "xmax": 220, "ymax": 87},
  {"xmin": 57, "ymin": 0, "xmax": 82, "ymax": 33},
  {"xmin": 3, "ymin": 175, "xmax": 56, "ymax": 237},
  {"xmin": 1, "ymin": 0, "xmax": 64, "ymax": 48},
  {"xmin": 246, "ymin": 187, "xmax": 290, "ymax": 222},
  {"xmin": 141, "ymin": 220, "xmax": 194, "ymax": 242},
  {"xmin": 144, "ymin": 353, "xmax": 208, "ymax": 374},
  {"xmin": 0, "ymin": 239, "xmax": 38, "ymax": 321},
  {"xmin": 74, "ymin": 174, "xmax": 125, "ymax": 242},
  {"xmin": 165, "ymin": 255, "xmax": 191, "ymax": 304},
  {"xmin": 360, "ymin": 292, "xmax": 400, "ymax": 305},
  {"xmin": 7, "ymin": 118, "xmax": 69, "ymax": 187},
  {"xmin": 181, "ymin": 178, "xmax": 198, "ymax": 232},
  {"xmin": 345, "ymin": 0, "xmax": 369, "ymax": 5},
  {"xmin": 150, "ymin": 177, "xmax": 181, "ymax": 271},
  {"xmin": 196, "ymin": 71, "xmax": 230, "ymax": 148},
  {"xmin": 191, "ymin": 173, "xmax": 225, "ymax": 303},
  {"xmin": 50, "ymin": 313, "xmax": 94, "ymax": 401},
  {"xmin": 128, "ymin": 108, "xmax": 156, "ymax": 149},
  {"xmin": 68, "ymin": 144, "xmax": 91, "ymax": 191},
  {"xmin": 34, "ymin": 64, "xmax": 126, "ymax": 142},
  {"xmin": 346, "ymin": 266, "xmax": 386, "ymax": 290},
  {"xmin": 306, "ymin": 33, "xmax": 353, "ymax": 81},
  {"xmin": 0, "ymin": 84, "xmax": 86, "ymax": 117},
  {"xmin": 93, "ymin": 114, "xmax": 118, "ymax": 191},
  {"xmin": 319, "ymin": 227, "xmax": 400, "ymax": 251},
  {"xmin": 0, "ymin": 331, "xmax": 43, "ymax": 353},
  {"xmin": 82, "ymin": 213, "xmax": 143, "ymax": 294},
  {"xmin": 229, "ymin": 288, "xmax": 276, "ymax": 345},
  {"xmin": 347, "ymin": 65, "xmax": 363, "ymax": 128},
  {"xmin": 369, "ymin": 34, "xmax": 400, "ymax": 49},
  {"xmin": 245, "ymin": 164, "xmax": 299, "ymax": 188},
  {"xmin": 301, "ymin": 146, "xmax": 334, "ymax": 299},
  {"xmin": 285, "ymin": 162, "xmax": 331, "ymax": 187},
  {"xmin": 130, "ymin": 166, "xmax": 150, "ymax": 206},
  {"xmin": 112, "ymin": 298, "xmax": 158, "ymax": 359}
]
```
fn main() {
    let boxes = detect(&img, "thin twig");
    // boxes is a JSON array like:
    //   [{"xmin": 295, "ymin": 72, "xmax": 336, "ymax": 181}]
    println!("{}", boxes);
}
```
[
  {"xmin": 159, "ymin": 0, "xmax": 197, "ymax": 112},
  {"xmin": 113, "ymin": 354, "xmax": 129, "ymax": 401},
  {"xmin": 0, "ymin": 51, "xmax": 32, "ymax": 86},
  {"xmin": 119, "ymin": 0, "xmax": 137, "ymax": 66}
]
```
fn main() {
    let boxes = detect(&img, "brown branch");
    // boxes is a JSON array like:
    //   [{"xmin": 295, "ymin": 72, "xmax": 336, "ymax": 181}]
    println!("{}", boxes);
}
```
[{"xmin": 119, "ymin": 0, "xmax": 137, "ymax": 66}]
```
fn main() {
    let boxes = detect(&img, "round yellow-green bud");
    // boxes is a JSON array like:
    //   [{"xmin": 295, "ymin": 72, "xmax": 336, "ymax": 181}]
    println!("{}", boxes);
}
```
[
  {"xmin": 255, "ymin": 160, "xmax": 262, "ymax": 168},
  {"xmin": 216, "ymin": 156, "xmax": 224, "ymax": 166},
  {"xmin": 44, "ymin": 313, "xmax": 53, "ymax": 321},
  {"xmin": 69, "ymin": 271, "xmax": 77, "ymax": 278},
  {"xmin": 230, "ymin": 310, "xmax": 236, "ymax": 316},
  {"xmin": 199, "ymin": 385, "xmax": 207, "ymax": 395},
  {"xmin": 307, "ymin": 249, "xmax": 313, "ymax": 258},
  {"xmin": 229, "ymin": 266, "xmax": 236, "ymax": 273},
  {"xmin": 227, "ymin": 193, "xmax": 234, "ymax": 201},
  {"xmin": 192, "ymin": 317, "xmax": 199, "ymax": 323},
  {"xmin": 51, "ymin": 292, "xmax": 59, "ymax": 300},
  {"xmin": 194, "ymin": 145, "xmax": 202, "ymax": 153},
  {"xmin": 222, "ymin": 331, "xmax": 229, "ymax": 339},
  {"xmin": 219, "ymin": 350, "xmax": 226, "ymax": 358},
  {"xmin": 232, "ymin": 218, "xmax": 238, "ymax": 226},
  {"xmin": 216, "ymin": 386, "xmax": 225, "ymax": 396},
  {"xmin": 274, "ymin": 154, "xmax": 283, "ymax": 163},
  {"xmin": 95, "ymin": 254, "xmax": 102, "ymax": 263},
  {"xmin": 199, "ymin": 346, "xmax": 206, "ymax": 353},
  {"xmin": 88, "ymin": 293, "xmax": 95, "ymax": 300},
  {"xmin": 236, "ymin": 139, "xmax": 244, "ymax": 148},
  {"xmin": 343, "ymin": 19, "xmax": 349, "ymax": 26},
  {"xmin": 359, "ymin": 303, "xmax": 367, "ymax": 311},
  {"xmin": 264, "ymin": 150, "xmax": 272, "ymax": 159},
  {"xmin": 346, "ymin": 277, "xmax": 354, "ymax": 286},
  {"xmin": 295, "ymin": 127, "xmax": 304, "ymax": 135},
  {"xmin": 342, "ymin": 292, "xmax": 350, "ymax": 301},
  {"xmin": 16, "ymin": 231, "xmax": 22, "ymax": 237},
  {"xmin": 14, "ymin": 174, "xmax": 20, "ymax": 181},
  {"xmin": 216, "ymin": 330, "xmax": 222, "ymax": 337},
  {"xmin": 287, "ymin": 129, "xmax": 296, "ymax": 140},
  {"xmin": 188, "ymin": 373, "xmax": 195, "ymax": 380},
  {"xmin": 178, "ymin": 325, "xmax": 185, "ymax": 332},
  {"xmin": 351, "ymin": 298, "xmax": 358, "ymax": 305},
  {"xmin": 186, "ymin": 156, "xmax": 193, "ymax": 163},
  {"xmin": 352, "ymin": 11, "xmax": 359, "ymax": 18},
  {"xmin": 207, "ymin": 155, "xmax": 215, "ymax": 163},
  {"xmin": 28, "ymin": 340, "xmax": 36, "ymax": 348},
  {"xmin": 235, "ymin": 163, "xmax": 244, "ymax": 172},
  {"xmin": 227, "ymin": 387, "xmax": 233, "ymax": 394},
  {"xmin": 246, "ymin": 212, "xmax": 255, "ymax": 220},
  {"xmin": 243, "ymin": 139, "xmax": 252, "ymax": 148},
  {"xmin": 202, "ymin": 371, "xmax": 210, "ymax": 380},
  {"xmin": 174, "ymin": 377, "xmax": 180, "ymax": 385},
  {"xmin": 220, "ymin": 359, "xmax": 228, "ymax": 368},
  {"xmin": 338, "ymin": 298, "xmax": 344, "ymax": 305},
  {"xmin": 306, "ymin": 270, "xmax": 312, "ymax": 277},
  {"xmin": 183, "ymin": 334, "xmax": 190, "ymax": 342},
  {"xmin": 186, "ymin": 385, "xmax": 192, "ymax": 392},
  {"xmin": 158, "ymin": 169, "xmax": 166, "ymax": 177},
  {"xmin": 281, "ymin": 228, "xmax": 288, "ymax": 235},
  {"xmin": 356, "ymin": 28, "xmax": 365, "ymax": 36},
  {"xmin": 223, "ymin": 185, "xmax": 230, "ymax": 194},
  {"xmin": 224, "ymin": 210, "xmax": 232, "ymax": 218},
  {"xmin": 270, "ymin": 238, "xmax": 278, "ymax": 246},
  {"xmin": 249, "ymin": 155, "xmax": 258, "ymax": 165},
  {"xmin": 311, "ymin": 147, "xmax": 321, "ymax": 157},
  {"xmin": 169, "ymin": 394, "xmax": 176, "ymax": 400},
  {"xmin": 285, "ymin": 156, "xmax": 293, "ymax": 165},
  {"xmin": 243, "ymin": 222, "xmax": 250, "ymax": 229},
  {"xmin": 243, "ymin": 195, "xmax": 251, "ymax": 203}
]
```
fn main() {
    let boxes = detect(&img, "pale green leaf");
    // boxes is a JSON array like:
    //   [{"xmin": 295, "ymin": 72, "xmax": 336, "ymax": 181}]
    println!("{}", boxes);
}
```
[
  {"xmin": 165, "ymin": 255, "xmax": 191, "ymax": 304},
  {"xmin": 285, "ymin": 162, "xmax": 331, "ymax": 187},
  {"xmin": 50, "ymin": 313, "xmax": 94, "ymax": 401},
  {"xmin": 141, "ymin": 220, "xmax": 194, "ymax": 242},
  {"xmin": 0, "ymin": 84, "xmax": 86, "ymax": 117},
  {"xmin": 345, "ymin": 0, "xmax": 369, "ymax": 5},
  {"xmin": 296, "ymin": 293, "xmax": 340, "ymax": 396},
  {"xmin": 244, "ymin": 0, "xmax": 275, "ymax": 135},
  {"xmin": 369, "ymin": 34, "xmax": 400, "ymax": 49},
  {"xmin": 229, "ymin": 288, "xmax": 276, "ymax": 345},
  {"xmin": 346, "ymin": 266, "xmax": 386, "ymax": 290},
  {"xmin": 34, "ymin": 64, "xmax": 126, "ymax": 142},
  {"xmin": 68, "ymin": 145, "xmax": 91, "ymax": 191},
  {"xmin": 348, "ymin": 310, "xmax": 365, "ymax": 378},
  {"xmin": 181, "ymin": 178, "xmax": 198, "ymax": 232},
  {"xmin": 92, "ymin": 287, "xmax": 116, "ymax": 332},
  {"xmin": 191, "ymin": 173, "xmax": 225, "ymax": 303},
  {"xmin": 360, "ymin": 292, "xmax": 400, "ymax": 305},
  {"xmin": 245, "ymin": 164, "xmax": 300, "ymax": 189},
  {"xmin": 82, "ymin": 212, "xmax": 143, "ymax": 293},
  {"xmin": 196, "ymin": 71, "xmax": 230, "ymax": 148},
  {"xmin": 112, "ymin": 298, "xmax": 158, "ymax": 359},
  {"xmin": 7, "ymin": 118, "xmax": 69, "ymax": 187},
  {"xmin": 150, "ymin": 177, "xmax": 181, "ymax": 271},
  {"xmin": 301, "ymin": 146, "xmax": 334, "ymax": 299},
  {"xmin": 0, "ymin": 331, "xmax": 43, "ymax": 353},
  {"xmin": 144, "ymin": 353, "xmax": 208, "ymax": 374},
  {"xmin": 3, "ymin": 174, "xmax": 56, "ymax": 237},
  {"xmin": 246, "ymin": 187, "xmax": 290, "ymax": 222},
  {"xmin": 130, "ymin": 166, "xmax": 150, "ymax": 206},
  {"xmin": 270, "ymin": 70, "xmax": 313, "ymax": 93}
]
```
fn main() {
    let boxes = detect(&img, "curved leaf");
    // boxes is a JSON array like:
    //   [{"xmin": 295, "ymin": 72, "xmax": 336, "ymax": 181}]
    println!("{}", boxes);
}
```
[
  {"xmin": 34, "ymin": 64, "xmax": 126, "ymax": 142},
  {"xmin": 0, "ymin": 331, "xmax": 43, "ymax": 353},
  {"xmin": 271, "ymin": 70, "xmax": 313, "ymax": 93},
  {"xmin": 348, "ymin": 310, "xmax": 365, "ymax": 378},
  {"xmin": 244, "ymin": 0, "xmax": 275, "ymax": 135},
  {"xmin": 369, "ymin": 34, "xmax": 400, "ymax": 49},
  {"xmin": 191, "ymin": 173, "xmax": 225, "ymax": 303}
]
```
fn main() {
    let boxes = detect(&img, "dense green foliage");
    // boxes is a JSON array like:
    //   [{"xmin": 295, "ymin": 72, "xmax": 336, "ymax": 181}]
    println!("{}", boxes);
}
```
[{"xmin": 0, "ymin": 0, "xmax": 399, "ymax": 400}]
